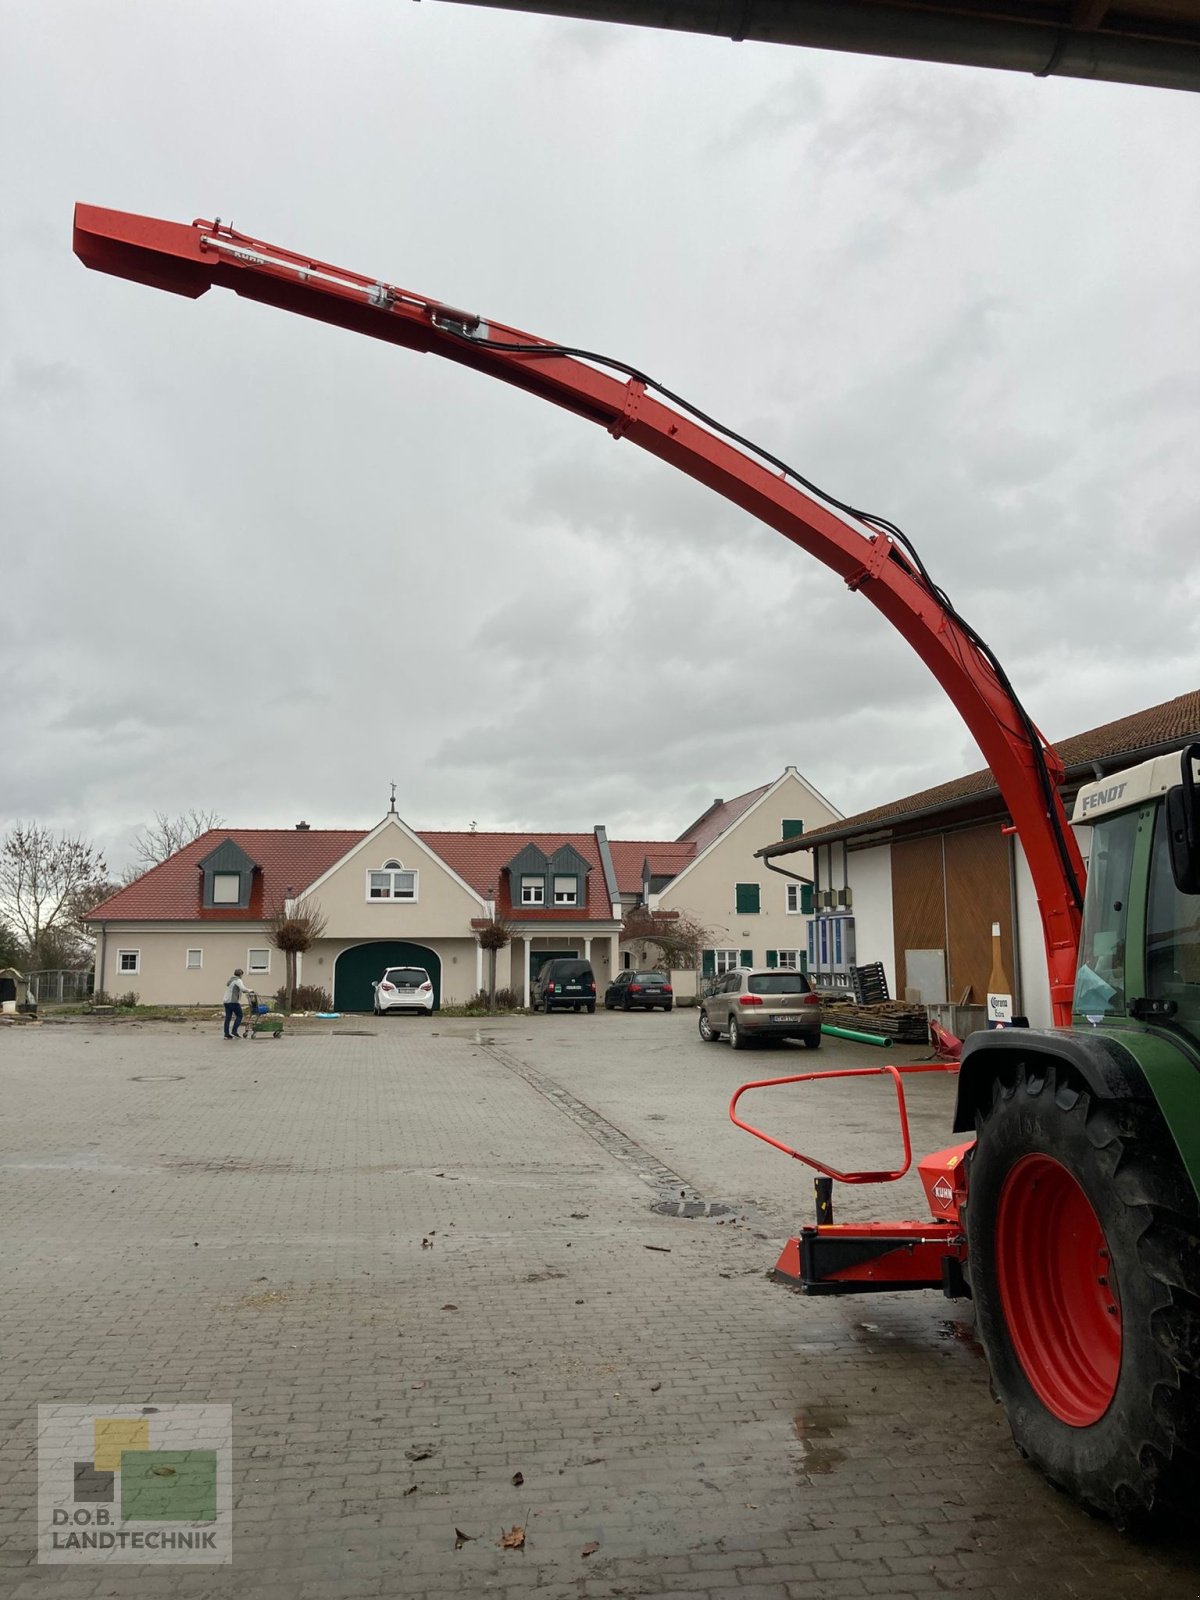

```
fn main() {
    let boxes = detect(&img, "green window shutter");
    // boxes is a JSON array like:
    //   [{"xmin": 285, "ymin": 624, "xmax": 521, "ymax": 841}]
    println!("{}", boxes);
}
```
[
  {"xmin": 740, "ymin": 948, "xmax": 754, "ymax": 968},
  {"xmin": 701, "ymin": 949, "xmax": 715, "ymax": 978},
  {"xmin": 800, "ymin": 884, "xmax": 814, "ymax": 915},
  {"xmin": 735, "ymin": 882, "xmax": 761, "ymax": 915},
  {"xmin": 766, "ymin": 950, "xmax": 778, "ymax": 968},
  {"xmin": 781, "ymin": 819, "xmax": 804, "ymax": 839}
]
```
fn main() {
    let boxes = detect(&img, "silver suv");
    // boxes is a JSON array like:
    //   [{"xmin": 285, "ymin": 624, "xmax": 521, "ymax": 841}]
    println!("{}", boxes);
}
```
[{"xmin": 698, "ymin": 967, "xmax": 822, "ymax": 1050}]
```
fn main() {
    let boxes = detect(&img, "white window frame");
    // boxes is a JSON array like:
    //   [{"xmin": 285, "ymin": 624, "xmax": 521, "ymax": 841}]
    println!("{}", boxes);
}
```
[
  {"xmin": 521, "ymin": 875, "xmax": 546, "ymax": 906},
  {"xmin": 713, "ymin": 948, "xmax": 739, "ymax": 976},
  {"xmin": 552, "ymin": 875, "xmax": 578, "ymax": 907},
  {"xmin": 247, "ymin": 948, "xmax": 271, "ymax": 974},
  {"xmin": 185, "ymin": 948, "xmax": 203, "ymax": 970},
  {"xmin": 366, "ymin": 863, "xmax": 419, "ymax": 902},
  {"xmin": 786, "ymin": 883, "xmax": 801, "ymax": 914},
  {"xmin": 212, "ymin": 872, "xmax": 241, "ymax": 905},
  {"xmin": 117, "ymin": 949, "xmax": 140, "ymax": 975},
  {"xmin": 777, "ymin": 949, "xmax": 800, "ymax": 969}
]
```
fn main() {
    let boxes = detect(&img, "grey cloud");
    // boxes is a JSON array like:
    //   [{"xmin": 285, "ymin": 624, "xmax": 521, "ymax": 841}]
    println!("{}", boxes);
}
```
[{"xmin": 0, "ymin": 6, "xmax": 1195, "ymax": 864}]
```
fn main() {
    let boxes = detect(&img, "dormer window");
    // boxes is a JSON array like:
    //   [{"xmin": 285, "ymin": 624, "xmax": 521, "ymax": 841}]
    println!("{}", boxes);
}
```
[
  {"xmin": 212, "ymin": 873, "xmax": 241, "ymax": 905},
  {"xmin": 553, "ymin": 875, "xmax": 578, "ymax": 906},
  {"xmin": 521, "ymin": 875, "xmax": 545, "ymax": 906},
  {"xmin": 368, "ymin": 860, "xmax": 418, "ymax": 902},
  {"xmin": 198, "ymin": 838, "xmax": 257, "ymax": 911}
]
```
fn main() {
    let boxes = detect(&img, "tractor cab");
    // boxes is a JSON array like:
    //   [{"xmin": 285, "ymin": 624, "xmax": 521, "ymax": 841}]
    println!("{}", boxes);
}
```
[{"xmin": 1071, "ymin": 743, "xmax": 1200, "ymax": 1043}]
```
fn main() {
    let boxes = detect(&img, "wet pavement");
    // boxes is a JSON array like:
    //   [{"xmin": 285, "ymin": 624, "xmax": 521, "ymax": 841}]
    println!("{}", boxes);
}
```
[{"xmin": 2, "ymin": 1010, "xmax": 1198, "ymax": 1597}]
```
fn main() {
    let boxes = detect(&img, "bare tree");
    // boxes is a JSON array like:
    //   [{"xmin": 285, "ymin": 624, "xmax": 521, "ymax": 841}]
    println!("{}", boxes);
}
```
[
  {"xmin": 267, "ymin": 898, "xmax": 328, "ymax": 1012},
  {"xmin": 128, "ymin": 809, "xmax": 224, "ymax": 879},
  {"xmin": 0, "ymin": 824, "xmax": 110, "ymax": 969},
  {"xmin": 619, "ymin": 906, "xmax": 713, "ymax": 972},
  {"xmin": 475, "ymin": 915, "xmax": 514, "ymax": 1009}
]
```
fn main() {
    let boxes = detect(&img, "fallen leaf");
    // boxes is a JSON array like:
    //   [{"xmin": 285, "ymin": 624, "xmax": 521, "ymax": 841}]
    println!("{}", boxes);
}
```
[
  {"xmin": 421, "ymin": 1238, "xmax": 433, "ymax": 1250},
  {"xmin": 644, "ymin": 1245, "xmax": 672, "ymax": 1253},
  {"xmin": 511, "ymin": 1471, "xmax": 524, "ymax": 1487},
  {"xmin": 411, "ymin": 1381, "xmax": 427, "ymax": 1390},
  {"xmin": 581, "ymin": 1541, "xmax": 599, "ymax": 1558},
  {"xmin": 570, "ymin": 1212, "xmax": 588, "ymax": 1219},
  {"xmin": 404, "ymin": 1484, "xmax": 418, "ymax": 1496},
  {"xmin": 454, "ymin": 1528, "xmax": 475, "ymax": 1549},
  {"xmin": 441, "ymin": 1304, "xmax": 458, "ymax": 1311},
  {"xmin": 499, "ymin": 1524, "xmax": 526, "ymax": 1550},
  {"xmin": 650, "ymin": 1382, "xmax": 662, "ymax": 1393},
  {"xmin": 405, "ymin": 1446, "xmax": 435, "ymax": 1462}
]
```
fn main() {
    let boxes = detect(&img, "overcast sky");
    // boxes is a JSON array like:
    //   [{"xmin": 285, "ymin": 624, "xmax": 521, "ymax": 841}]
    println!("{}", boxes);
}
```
[{"xmin": 2, "ymin": 1, "xmax": 1198, "ymax": 875}]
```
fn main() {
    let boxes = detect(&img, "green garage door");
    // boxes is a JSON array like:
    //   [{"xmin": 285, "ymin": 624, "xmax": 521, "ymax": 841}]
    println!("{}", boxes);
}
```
[
  {"xmin": 529, "ymin": 949, "xmax": 577, "ymax": 981},
  {"xmin": 333, "ymin": 941, "xmax": 442, "ymax": 1013}
]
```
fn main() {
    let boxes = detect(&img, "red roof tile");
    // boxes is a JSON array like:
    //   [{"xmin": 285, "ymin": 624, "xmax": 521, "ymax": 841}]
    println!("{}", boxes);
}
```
[
  {"xmin": 86, "ymin": 830, "xmax": 366, "ymax": 922},
  {"xmin": 678, "ymin": 784, "xmax": 772, "ymax": 852},
  {"xmin": 606, "ymin": 839, "xmax": 695, "ymax": 894},
  {"xmin": 90, "ymin": 827, "xmax": 623, "ymax": 925},
  {"xmin": 423, "ymin": 831, "xmax": 617, "ymax": 923}
]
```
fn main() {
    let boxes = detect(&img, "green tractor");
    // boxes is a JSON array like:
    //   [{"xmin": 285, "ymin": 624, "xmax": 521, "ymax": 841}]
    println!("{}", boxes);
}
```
[{"xmin": 948, "ymin": 744, "xmax": 1200, "ymax": 1524}]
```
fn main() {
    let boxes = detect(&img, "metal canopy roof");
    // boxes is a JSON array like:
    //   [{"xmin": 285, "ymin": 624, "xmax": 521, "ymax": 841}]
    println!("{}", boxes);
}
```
[{"xmin": 436, "ymin": 1, "xmax": 1200, "ymax": 92}]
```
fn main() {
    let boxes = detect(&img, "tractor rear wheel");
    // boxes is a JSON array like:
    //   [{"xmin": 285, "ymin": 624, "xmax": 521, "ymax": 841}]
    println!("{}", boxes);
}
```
[{"xmin": 965, "ymin": 1061, "xmax": 1200, "ymax": 1527}]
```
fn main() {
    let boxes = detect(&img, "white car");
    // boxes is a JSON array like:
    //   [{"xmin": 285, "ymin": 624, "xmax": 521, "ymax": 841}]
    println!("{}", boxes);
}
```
[{"xmin": 373, "ymin": 966, "xmax": 435, "ymax": 1016}]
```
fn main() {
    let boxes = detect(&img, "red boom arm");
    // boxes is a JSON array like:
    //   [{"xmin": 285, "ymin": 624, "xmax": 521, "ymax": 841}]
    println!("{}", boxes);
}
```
[{"xmin": 72, "ymin": 203, "xmax": 1084, "ymax": 1023}]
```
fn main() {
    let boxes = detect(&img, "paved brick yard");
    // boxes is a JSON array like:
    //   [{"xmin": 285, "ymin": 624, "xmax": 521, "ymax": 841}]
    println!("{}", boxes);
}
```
[{"xmin": 2, "ymin": 1012, "xmax": 1198, "ymax": 1598}]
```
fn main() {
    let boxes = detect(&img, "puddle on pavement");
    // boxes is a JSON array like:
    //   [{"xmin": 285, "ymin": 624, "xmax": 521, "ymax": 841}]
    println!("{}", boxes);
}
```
[{"xmin": 790, "ymin": 1407, "xmax": 848, "ymax": 1477}]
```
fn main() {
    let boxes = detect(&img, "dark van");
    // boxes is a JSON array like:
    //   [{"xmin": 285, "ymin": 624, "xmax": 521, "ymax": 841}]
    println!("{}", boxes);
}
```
[{"xmin": 531, "ymin": 958, "xmax": 596, "ymax": 1014}]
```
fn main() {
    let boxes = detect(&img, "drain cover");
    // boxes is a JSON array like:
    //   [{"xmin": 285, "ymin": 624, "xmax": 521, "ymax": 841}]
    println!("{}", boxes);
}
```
[{"xmin": 651, "ymin": 1199, "xmax": 736, "ymax": 1219}]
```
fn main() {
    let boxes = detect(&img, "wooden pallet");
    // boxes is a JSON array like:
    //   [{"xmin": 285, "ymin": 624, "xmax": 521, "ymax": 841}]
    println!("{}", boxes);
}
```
[{"xmin": 823, "ymin": 999, "xmax": 929, "ymax": 1044}]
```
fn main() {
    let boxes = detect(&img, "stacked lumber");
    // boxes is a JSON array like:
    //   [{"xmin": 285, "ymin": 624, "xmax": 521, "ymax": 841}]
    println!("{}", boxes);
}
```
[{"xmin": 823, "ymin": 998, "xmax": 929, "ymax": 1044}]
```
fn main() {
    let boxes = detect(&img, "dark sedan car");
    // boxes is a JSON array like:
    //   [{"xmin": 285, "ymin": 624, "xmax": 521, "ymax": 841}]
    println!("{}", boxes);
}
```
[{"xmin": 604, "ymin": 970, "xmax": 673, "ymax": 1011}]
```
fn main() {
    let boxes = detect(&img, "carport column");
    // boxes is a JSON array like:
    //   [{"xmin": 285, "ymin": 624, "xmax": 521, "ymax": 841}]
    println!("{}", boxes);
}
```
[
  {"xmin": 475, "ymin": 941, "xmax": 483, "ymax": 995},
  {"xmin": 523, "ymin": 939, "xmax": 532, "ymax": 1008},
  {"xmin": 584, "ymin": 937, "xmax": 592, "ymax": 964}
]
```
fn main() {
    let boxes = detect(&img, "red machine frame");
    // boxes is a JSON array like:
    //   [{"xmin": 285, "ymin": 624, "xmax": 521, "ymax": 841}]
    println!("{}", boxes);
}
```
[
  {"xmin": 72, "ymin": 203, "xmax": 1084, "ymax": 1025},
  {"xmin": 72, "ymin": 203, "xmax": 1092, "ymax": 1298}
]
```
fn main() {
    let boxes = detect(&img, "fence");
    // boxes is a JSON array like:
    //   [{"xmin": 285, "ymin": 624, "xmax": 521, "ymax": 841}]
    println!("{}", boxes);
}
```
[{"xmin": 28, "ymin": 969, "xmax": 95, "ymax": 1004}]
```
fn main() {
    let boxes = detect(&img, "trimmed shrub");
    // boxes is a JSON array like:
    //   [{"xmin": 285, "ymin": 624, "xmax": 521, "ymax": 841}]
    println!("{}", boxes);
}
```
[{"xmin": 275, "ymin": 984, "xmax": 331, "ymax": 1012}]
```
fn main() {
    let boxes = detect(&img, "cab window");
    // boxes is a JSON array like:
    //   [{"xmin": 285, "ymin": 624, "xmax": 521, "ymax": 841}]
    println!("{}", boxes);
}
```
[
  {"xmin": 1073, "ymin": 810, "xmax": 1138, "ymax": 1017},
  {"xmin": 1147, "ymin": 806, "xmax": 1200, "ymax": 1035}
]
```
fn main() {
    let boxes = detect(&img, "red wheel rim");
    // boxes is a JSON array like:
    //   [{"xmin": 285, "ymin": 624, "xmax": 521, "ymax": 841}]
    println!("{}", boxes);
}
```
[{"xmin": 996, "ymin": 1153, "xmax": 1121, "ymax": 1426}]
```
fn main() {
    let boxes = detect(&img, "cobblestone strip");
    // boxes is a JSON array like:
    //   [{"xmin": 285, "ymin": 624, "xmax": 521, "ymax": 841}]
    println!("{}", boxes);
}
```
[{"xmin": 481, "ymin": 1036, "xmax": 781, "ymax": 1232}]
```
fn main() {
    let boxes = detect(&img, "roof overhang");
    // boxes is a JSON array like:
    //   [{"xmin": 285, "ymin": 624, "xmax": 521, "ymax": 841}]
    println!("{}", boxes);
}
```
[
  {"xmin": 436, "ymin": 0, "xmax": 1200, "ymax": 93},
  {"xmin": 758, "ymin": 734, "xmax": 1200, "ymax": 857}
]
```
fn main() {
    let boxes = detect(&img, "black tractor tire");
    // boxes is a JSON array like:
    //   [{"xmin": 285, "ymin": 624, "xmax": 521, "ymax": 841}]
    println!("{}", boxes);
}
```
[
  {"xmin": 698, "ymin": 1009, "xmax": 720, "ymax": 1043},
  {"xmin": 965, "ymin": 1061, "xmax": 1200, "ymax": 1528}
]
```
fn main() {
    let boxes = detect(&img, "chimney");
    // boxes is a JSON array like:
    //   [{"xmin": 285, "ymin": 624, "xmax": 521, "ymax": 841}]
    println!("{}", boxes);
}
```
[{"xmin": 296, "ymin": 821, "xmax": 310, "ymax": 831}]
